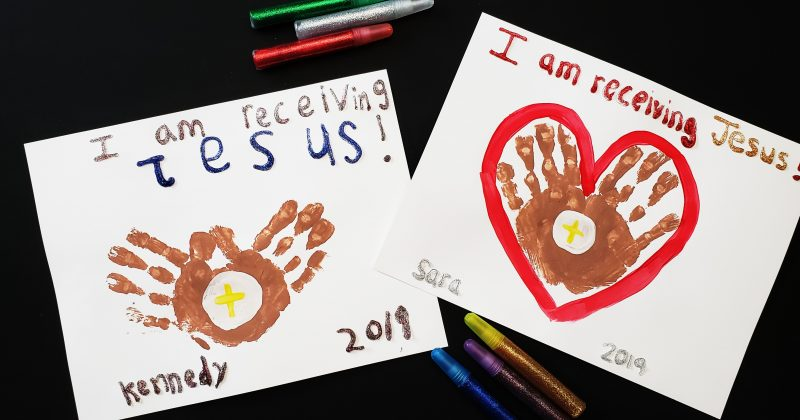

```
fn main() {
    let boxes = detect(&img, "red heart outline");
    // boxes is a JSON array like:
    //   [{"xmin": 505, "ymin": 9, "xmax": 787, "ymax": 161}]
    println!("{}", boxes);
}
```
[{"xmin": 480, "ymin": 104, "xmax": 700, "ymax": 321}]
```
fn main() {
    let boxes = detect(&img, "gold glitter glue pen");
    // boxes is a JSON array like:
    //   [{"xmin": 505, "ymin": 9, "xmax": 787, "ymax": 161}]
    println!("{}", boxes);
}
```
[{"xmin": 465, "ymin": 313, "xmax": 586, "ymax": 418}]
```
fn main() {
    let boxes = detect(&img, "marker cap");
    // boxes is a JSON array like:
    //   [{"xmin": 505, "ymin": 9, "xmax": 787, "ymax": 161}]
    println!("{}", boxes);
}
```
[
  {"xmin": 351, "ymin": 23, "xmax": 393, "ymax": 46},
  {"xmin": 431, "ymin": 348, "xmax": 470, "ymax": 387},
  {"xmin": 395, "ymin": 0, "xmax": 435, "ymax": 17},
  {"xmin": 464, "ymin": 313, "xmax": 505, "ymax": 349},
  {"xmin": 464, "ymin": 339, "xmax": 504, "ymax": 376}
]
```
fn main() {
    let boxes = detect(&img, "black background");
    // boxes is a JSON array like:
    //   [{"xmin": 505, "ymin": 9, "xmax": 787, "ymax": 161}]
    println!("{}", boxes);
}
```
[{"xmin": 4, "ymin": 1, "xmax": 798, "ymax": 419}]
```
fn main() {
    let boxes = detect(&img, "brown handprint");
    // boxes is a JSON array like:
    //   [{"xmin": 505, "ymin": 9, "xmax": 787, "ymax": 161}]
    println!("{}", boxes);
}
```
[
  {"xmin": 496, "ymin": 123, "xmax": 681, "ymax": 294},
  {"xmin": 105, "ymin": 200, "xmax": 334, "ymax": 348}
]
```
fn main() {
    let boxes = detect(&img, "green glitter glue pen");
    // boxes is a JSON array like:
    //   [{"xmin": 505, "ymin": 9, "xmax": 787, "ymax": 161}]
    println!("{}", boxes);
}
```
[{"xmin": 250, "ymin": 0, "xmax": 387, "ymax": 29}]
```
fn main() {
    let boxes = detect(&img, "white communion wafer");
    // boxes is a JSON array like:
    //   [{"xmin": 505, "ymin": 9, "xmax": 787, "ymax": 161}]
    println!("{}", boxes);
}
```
[
  {"xmin": 552, "ymin": 209, "xmax": 596, "ymax": 255},
  {"xmin": 202, "ymin": 271, "xmax": 264, "ymax": 331}
]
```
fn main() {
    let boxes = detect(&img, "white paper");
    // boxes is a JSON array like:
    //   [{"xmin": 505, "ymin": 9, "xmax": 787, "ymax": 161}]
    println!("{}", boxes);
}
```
[
  {"xmin": 26, "ymin": 70, "xmax": 446, "ymax": 420},
  {"xmin": 375, "ymin": 15, "xmax": 799, "ymax": 418}
]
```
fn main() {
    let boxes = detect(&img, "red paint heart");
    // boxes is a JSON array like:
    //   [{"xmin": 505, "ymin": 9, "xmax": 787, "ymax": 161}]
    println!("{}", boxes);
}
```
[{"xmin": 481, "ymin": 104, "xmax": 700, "ymax": 321}]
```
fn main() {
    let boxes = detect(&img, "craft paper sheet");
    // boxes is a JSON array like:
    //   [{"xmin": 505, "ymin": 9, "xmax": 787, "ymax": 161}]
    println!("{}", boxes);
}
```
[
  {"xmin": 376, "ymin": 14, "xmax": 799, "ymax": 418},
  {"xmin": 26, "ymin": 70, "xmax": 446, "ymax": 419}
]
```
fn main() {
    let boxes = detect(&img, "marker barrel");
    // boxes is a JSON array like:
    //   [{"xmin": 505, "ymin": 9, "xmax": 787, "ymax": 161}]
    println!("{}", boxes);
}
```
[
  {"xmin": 431, "ymin": 349, "xmax": 516, "ymax": 420},
  {"xmin": 250, "ymin": 0, "xmax": 385, "ymax": 28},
  {"xmin": 465, "ymin": 339, "xmax": 570, "ymax": 420},
  {"xmin": 465, "ymin": 313, "xmax": 585, "ymax": 418},
  {"xmin": 252, "ymin": 24, "xmax": 393, "ymax": 69},
  {"xmin": 493, "ymin": 338, "xmax": 585, "ymax": 417},
  {"xmin": 295, "ymin": 0, "xmax": 433, "ymax": 39}
]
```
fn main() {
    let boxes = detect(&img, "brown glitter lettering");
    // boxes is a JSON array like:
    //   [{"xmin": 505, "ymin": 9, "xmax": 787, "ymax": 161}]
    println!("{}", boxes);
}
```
[
  {"xmin": 377, "ymin": 114, "xmax": 386, "ymax": 141},
  {"xmin": 199, "ymin": 356, "xmax": 213, "ymax": 386},
  {"xmin": 155, "ymin": 124, "xmax": 177, "ymax": 145},
  {"xmin": 119, "ymin": 382, "xmax": 139, "ymax": 405},
  {"xmin": 253, "ymin": 107, "xmax": 270, "ymax": 128},
  {"xmin": 394, "ymin": 305, "xmax": 411, "ymax": 340},
  {"xmin": 119, "ymin": 357, "xmax": 228, "ymax": 406},
  {"xmin": 90, "ymin": 135, "xmax": 118, "ymax": 162},
  {"xmin": 298, "ymin": 95, "xmax": 314, "ymax": 117},
  {"xmin": 212, "ymin": 362, "xmax": 227, "ymax": 388},
  {"xmin": 241, "ymin": 104, "xmax": 254, "ymax": 129},
  {"xmin": 366, "ymin": 320, "xmax": 383, "ymax": 340},
  {"xmin": 384, "ymin": 311, "xmax": 393, "ymax": 341},
  {"xmin": 137, "ymin": 380, "xmax": 150, "ymax": 396},
  {"xmin": 166, "ymin": 373, "xmax": 183, "ymax": 394},
  {"xmin": 150, "ymin": 374, "xmax": 168, "ymax": 394},
  {"xmin": 177, "ymin": 120, "xmax": 205, "ymax": 140},
  {"xmin": 274, "ymin": 102, "xmax": 290, "ymax": 124},
  {"xmin": 373, "ymin": 79, "xmax": 390, "ymax": 110},
  {"xmin": 184, "ymin": 370, "xmax": 197, "ymax": 388},
  {"xmin": 337, "ymin": 328, "xmax": 365, "ymax": 352}
]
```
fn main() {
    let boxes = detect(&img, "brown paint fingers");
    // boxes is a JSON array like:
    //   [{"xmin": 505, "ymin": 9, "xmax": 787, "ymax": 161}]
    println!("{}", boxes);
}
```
[
  {"xmin": 127, "ymin": 229, "xmax": 189, "ymax": 267},
  {"xmin": 104, "ymin": 199, "xmax": 335, "ymax": 348},
  {"xmin": 107, "ymin": 273, "xmax": 144, "ymax": 295},
  {"xmin": 498, "ymin": 122, "xmax": 683, "ymax": 294},
  {"xmin": 497, "ymin": 162, "xmax": 523, "ymax": 209},
  {"xmin": 209, "ymin": 226, "xmax": 242, "ymax": 260},
  {"xmin": 109, "ymin": 246, "xmax": 147, "ymax": 270},
  {"xmin": 291, "ymin": 250, "xmax": 327, "ymax": 292},
  {"xmin": 253, "ymin": 200, "xmax": 298, "ymax": 251}
]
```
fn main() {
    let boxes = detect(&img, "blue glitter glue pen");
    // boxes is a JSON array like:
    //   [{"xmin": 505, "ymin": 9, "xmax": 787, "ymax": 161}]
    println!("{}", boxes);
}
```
[{"xmin": 431, "ymin": 348, "xmax": 516, "ymax": 420}]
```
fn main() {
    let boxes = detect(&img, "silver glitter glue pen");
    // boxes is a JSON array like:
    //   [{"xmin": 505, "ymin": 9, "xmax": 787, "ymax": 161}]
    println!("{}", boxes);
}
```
[{"xmin": 295, "ymin": 0, "xmax": 434, "ymax": 39}]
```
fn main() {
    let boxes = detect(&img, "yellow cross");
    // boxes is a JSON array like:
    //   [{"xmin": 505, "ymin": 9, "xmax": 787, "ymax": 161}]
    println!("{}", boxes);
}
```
[
  {"xmin": 214, "ymin": 284, "xmax": 245, "ymax": 318},
  {"xmin": 562, "ymin": 220, "xmax": 584, "ymax": 244}
]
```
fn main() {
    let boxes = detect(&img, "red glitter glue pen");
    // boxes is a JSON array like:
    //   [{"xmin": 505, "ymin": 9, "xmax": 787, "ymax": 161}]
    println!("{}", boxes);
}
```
[{"xmin": 252, "ymin": 23, "xmax": 393, "ymax": 69}]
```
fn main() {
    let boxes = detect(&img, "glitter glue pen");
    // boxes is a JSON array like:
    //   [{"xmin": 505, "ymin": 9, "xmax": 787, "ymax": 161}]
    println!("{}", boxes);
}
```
[
  {"xmin": 249, "ymin": 0, "xmax": 386, "ymax": 29},
  {"xmin": 464, "ymin": 339, "xmax": 571, "ymax": 420},
  {"xmin": 295, "ymin": 0, "xmax": 433, "ymax": 39},
  {"xmin": 252, "ymin": 23, "xmax": 393, "ymax": 70},
  {"xmin": 465, "ymin": 313, "xmax": 586, "ymax": 418},
  {"xmin": 431, "ymin": 348, "xmax": 516, "ymax": 420}
]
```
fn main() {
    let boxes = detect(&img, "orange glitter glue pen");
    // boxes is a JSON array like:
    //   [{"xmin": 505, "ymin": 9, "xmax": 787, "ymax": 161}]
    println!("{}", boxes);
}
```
[
  {"xmin": 465, "ymin": 313, "xmax": 586, "ymax": 418},
  {"xmin": 252, "ymin": 23, "xmax": 393, "ymax": 69}
]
